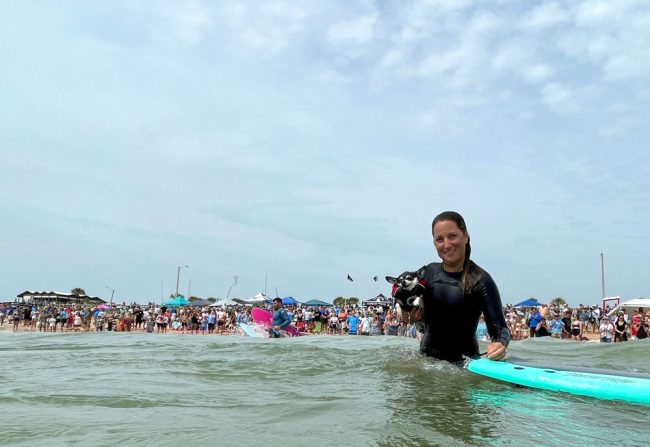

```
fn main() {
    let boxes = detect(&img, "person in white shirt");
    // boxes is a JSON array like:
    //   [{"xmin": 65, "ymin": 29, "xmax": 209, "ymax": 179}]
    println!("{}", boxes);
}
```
[{"xmin": 599, "ymin": 318, "xmax": 614, "ymax": 343}]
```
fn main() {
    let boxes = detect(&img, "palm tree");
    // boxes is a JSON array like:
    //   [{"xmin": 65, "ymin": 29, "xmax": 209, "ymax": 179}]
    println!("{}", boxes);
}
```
[
  {"xmin": 551, "ymin": 297, "xmax": 566, "ymax": 307},
  {"xmin": 333, "ymin": 296, "xmax": 359, "ymax": 306}
]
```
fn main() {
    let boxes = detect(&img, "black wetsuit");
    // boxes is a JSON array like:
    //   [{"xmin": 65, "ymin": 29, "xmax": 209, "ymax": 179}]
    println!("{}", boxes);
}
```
[{"xmin": 413, "ymin": 261, "xmax": 510, "ymax": 363}]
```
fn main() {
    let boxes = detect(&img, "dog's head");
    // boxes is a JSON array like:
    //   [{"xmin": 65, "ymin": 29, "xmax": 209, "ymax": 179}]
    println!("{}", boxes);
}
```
[
  {"xmin": 385, "ymin": 267, "xmax": 426, "ymax": 291},
  {"xmin": 385, "ymin": 266, "xmax": 426, "ymax": 311}
]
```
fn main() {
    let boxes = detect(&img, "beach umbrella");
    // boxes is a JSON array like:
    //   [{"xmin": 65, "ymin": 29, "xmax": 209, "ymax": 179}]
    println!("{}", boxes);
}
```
[
  {"xmin": 281, "ymin": 297, "xmax": 299, "ymax": 306},
  {"xmin": 97, "ymin": 304, "xmax": 110, "ymax": 310}
]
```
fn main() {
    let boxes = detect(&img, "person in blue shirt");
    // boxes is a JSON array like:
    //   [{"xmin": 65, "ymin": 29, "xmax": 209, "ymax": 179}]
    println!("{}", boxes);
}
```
[
  {"xmin": 528, "ymin": 308, "xmax": 542, "ymax": 337},
  {"xmin": 270, "ymin": 297, "xmax": 291, "ymax": 338},
  {"xmin": 346, "ymin": 309, "xmax": 360, "ymax": 335}
]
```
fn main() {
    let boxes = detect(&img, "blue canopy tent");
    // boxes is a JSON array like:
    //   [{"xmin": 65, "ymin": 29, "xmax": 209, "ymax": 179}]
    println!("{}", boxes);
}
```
[
  {"xmin": 163, "ymin": 296, "xmax": 190, "ymax": 307},
  {"xmin": 281, "ymin": 296, "xmax": 299, "ymax": 306},
  {"xmin": 514, "ymin": 298, "xmax": 541, "ymax": 308}
]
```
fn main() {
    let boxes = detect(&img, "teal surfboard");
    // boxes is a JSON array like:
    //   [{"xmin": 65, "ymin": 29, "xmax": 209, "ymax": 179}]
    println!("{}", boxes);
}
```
[
  {"xmin": 467, "ymin": 358, "xmax": 650, "ymax": 405},
  {"xmin": 238, "ymin": 322, "xmax": 264, "ymax": 338}
]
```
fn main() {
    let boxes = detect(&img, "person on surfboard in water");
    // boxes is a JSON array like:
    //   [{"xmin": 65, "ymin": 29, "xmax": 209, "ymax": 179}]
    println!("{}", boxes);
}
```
[
  {"xmin": 270, "ymin": 297, "xmax": 291, "ymax": 338},
  {"xmin": 394, "ymin": 211, "xmax": 510, "ymax": 364}
]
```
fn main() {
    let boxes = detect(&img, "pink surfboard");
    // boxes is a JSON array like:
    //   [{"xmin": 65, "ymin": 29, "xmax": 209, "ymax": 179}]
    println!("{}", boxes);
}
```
[{"xmin": 251, "ymin": 308, "xmax": 302, "ymax": 337}]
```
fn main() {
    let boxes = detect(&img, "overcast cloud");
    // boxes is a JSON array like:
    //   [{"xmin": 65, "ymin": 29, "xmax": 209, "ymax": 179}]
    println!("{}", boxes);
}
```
[{"xmin": 1, "ymin": 0, "xmax": 649, "ymax": 305}]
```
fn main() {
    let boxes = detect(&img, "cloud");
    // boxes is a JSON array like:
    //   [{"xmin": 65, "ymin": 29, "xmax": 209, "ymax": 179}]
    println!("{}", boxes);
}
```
[
  {"xmin": 519, "ymin": 1, "xmax": 569, "ymax": 30},
  {"xmin": 327, "ymin": 14, "xmax": 377, "ymax": 44},
  {"xmin": 220, "ymin": 1, "xmax": 310, "ymax": 54},
  {"xmin": 160, "ymin": 0, "xmax": 211, "ymax": 44},
  {"xmin": 541, "ymin": 82, "xmax": 577, "ymax": 112}
]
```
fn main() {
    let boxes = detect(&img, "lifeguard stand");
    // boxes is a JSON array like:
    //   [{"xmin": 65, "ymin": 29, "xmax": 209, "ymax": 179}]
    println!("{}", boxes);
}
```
[{"xmin": 602, "ymin": 296, "xmax": 620, "ymax": 313}]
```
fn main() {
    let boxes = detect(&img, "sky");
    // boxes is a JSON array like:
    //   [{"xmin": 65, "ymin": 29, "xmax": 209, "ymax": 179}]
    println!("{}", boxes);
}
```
[{"xmin": 1, "ymin": 0, "xmax": 649, "ymax": 306}]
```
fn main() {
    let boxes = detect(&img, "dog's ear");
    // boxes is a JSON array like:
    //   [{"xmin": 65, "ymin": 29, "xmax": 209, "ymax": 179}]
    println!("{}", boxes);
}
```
[
  {"xmin": 415, "ymin": 266, "xmax": 427, "ymax": 278},
  {"xmin": 385, "ymin": 276, "xmax": 398, "ymax": 284}
]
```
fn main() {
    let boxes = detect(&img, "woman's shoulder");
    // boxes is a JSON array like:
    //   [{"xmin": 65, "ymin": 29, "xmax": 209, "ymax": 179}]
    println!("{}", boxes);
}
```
[
  {"xmin": 466, "ymin": 260, "xmax": 496, "ymax": 286},
  {"xmin": 423, "ymin": 262, "xmax": 443, "ymax": 275}
]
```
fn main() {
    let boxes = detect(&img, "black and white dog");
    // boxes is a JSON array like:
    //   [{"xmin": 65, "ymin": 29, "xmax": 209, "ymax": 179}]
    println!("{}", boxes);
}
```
[{"xmin": 385, "ymin": 267, "xmax": 426, "ymax": 333}]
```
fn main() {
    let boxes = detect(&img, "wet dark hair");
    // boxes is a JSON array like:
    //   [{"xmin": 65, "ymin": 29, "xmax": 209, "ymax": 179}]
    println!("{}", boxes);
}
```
[
  {"xmin": 432, "ymin": 211, "xmax": 473, "ymax": 293},
  {"xmin": 273, "ymin": 297, "xmax": 282, "ymax": 304}
]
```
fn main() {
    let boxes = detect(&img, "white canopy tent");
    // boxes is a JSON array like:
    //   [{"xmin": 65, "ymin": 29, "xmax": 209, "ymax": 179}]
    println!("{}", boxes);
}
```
[
  {"xmin": 606, "ymin": 298, "xmax": 650, "ymax": 317},
  {"xmin": 209, "ymin": 298, "xmax": 242, "ymax": 307},
  {"xmin": 243, "ymin": 292, "xmax": 270, "ymax": 304}
]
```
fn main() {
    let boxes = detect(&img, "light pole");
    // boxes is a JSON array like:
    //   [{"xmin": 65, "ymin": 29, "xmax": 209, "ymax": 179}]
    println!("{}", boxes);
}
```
[
  {"xmin": 175, "ymin": 265, "xmax": 189, "ymax": 299},
  {"xmin": 600, "ymin": 252, "xmax": 606, "ymax": 304},
  {"xmin": 105, "ymin": 286, "xmax": 115, "ymax": 305}
]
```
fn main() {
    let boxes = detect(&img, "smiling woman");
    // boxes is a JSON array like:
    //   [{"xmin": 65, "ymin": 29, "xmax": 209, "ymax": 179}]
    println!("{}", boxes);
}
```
[{"xmin": 394, "ymin": 211, "xmax": 510, "ymax": 364}]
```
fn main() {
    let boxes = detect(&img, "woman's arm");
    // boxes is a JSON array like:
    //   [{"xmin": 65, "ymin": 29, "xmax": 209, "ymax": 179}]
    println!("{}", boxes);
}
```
[{"xmin": 476, "ymin": 271, "xmax": 510, "ymax": 360}]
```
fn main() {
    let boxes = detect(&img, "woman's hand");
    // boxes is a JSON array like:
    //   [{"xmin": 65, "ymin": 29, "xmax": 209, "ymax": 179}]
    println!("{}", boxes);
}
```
[{"xmin": 486, "ymin": 342, "xmax": 507, "ymax": 361}]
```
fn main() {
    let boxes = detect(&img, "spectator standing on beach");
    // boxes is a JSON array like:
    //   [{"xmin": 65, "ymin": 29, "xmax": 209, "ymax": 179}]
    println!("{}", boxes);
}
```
[
  {"xmin": 346, "ymin": 309, "xmax": 360, "ymax": 335},
  {"xmin": 527, "ymin": 308, "xmax": 542, "ymax": 338},
  {"xmin": 630, "ymin": 308, "xmax": 643, "ymax": 340},
  {"xmin": 359, "ymin": 313, "xmax": 371, "ymax": 335},
  {"xmin": 338, "ymin": 307, "xmax": 347, "ymax": 334},
  {"xmin": 550, "ymin": 317, "xmax": 563, "ymax": 339},
  {"xmin": 570, "ymin": 313, "xmax": 583, "ymax": 341},
  {"xmin": 12, "ymin": 310, "xmax": 21, "ymax": 331},
  {"xmin": 636, "ymin": 319, "xmax": 648, "ymax": 340},
  {"xmin": 384, "ymin": 308, "xmax": 400, "ymax": 336},
  {"xmin": 599, "ymin": 317, "xmax": 614, "ymax": 343},
  {"xmin": 370, "ymin": 315, "xmax": 382, "ymax": 336},
  {"xmin": 614, "ymin": 314, "xmax": 628, "ymax": 342},
  {"xmin": 207, "ymin": 311, "xmax": 216, "ymax": 334},
  {"xmin": 393, "ymin": 211, "xmax": 510, "ymax": 363},
  {"xmin": 535, "ymin": 318, "xmax": 550, "ymax": 337}
]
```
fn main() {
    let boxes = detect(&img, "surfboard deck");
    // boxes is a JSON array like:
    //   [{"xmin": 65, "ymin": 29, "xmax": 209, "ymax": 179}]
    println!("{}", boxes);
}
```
[
  {"xmin": 251, "ymin": 308, "xmax": 302, "ymax": 337},
  {"xmin": 467, "ymin": 358, "xmax": 650, "ymax": 405},
  {"xmin": 238, "ymin": 322, "xmax": 266, "ymax": 338}
]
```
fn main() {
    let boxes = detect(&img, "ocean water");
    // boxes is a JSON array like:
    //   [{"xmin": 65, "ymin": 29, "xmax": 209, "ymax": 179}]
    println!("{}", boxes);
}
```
[{"xmin": 1, "ymin": 332, "xmax": 649, "ymax": 447}]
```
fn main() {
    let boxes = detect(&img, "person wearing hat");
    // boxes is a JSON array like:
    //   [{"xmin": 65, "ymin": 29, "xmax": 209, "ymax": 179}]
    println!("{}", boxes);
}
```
[{"xmin": 599, "ymin": 316, "xmax": 614, "ymax": 343}]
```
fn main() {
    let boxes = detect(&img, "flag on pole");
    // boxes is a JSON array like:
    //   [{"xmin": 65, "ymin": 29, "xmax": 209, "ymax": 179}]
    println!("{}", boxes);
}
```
[
  {"xmin": 347, "ymin": 274, "xmax": 353, "ymax": 282},
  {"xmin": 373, "ymin": 275, "xmax": 378, "ymax": 282}
]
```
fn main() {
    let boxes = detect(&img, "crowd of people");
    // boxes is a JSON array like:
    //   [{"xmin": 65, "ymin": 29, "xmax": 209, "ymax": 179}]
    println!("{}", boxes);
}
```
[
  {"xmin": 503, "ymin": 303, "xmax": 650, "ymax": 343},
  {"xmin": 0, "ymin": 301, "xmax": 422, "ymax": 337},
  {"xmin": 2, "ymin": 300, "xmax": 648, "ymax": 345}
]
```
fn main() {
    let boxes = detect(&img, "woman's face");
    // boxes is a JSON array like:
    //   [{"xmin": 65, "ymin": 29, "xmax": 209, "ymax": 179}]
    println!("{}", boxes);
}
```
[{"xmin": 433, "ymin": 219, "xmax": 468, "ymax": 271}]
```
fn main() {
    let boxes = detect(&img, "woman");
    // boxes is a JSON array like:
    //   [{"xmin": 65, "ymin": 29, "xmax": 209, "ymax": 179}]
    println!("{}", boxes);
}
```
[
  {"xmin": 369, "ymin": 315, "xmax": 382, "ymax": 336},
  {"xmin": 396, "ymin": 211, "xmax": 510, "ymax": 363},
  {"xmin": 535, "ymin": 318, "xmax": 550, "ymax": 337},
  {"xmin": 614, "ymin": 314, "xmax": 628, "ymax": 342},
  {"xmin": 630, "ymin": 308, "xmax": 643, "ymax": 340},
  {"xmin": 550, "ymin": 317, "xmax": 564, "ymax": 339},
  {"xmin": 570, "ymin": 313, "xmax": 582, "ymax": 341},
  {"xmin": 383, "ymin": 308, "xmax": 400, "ymax": 336}
]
